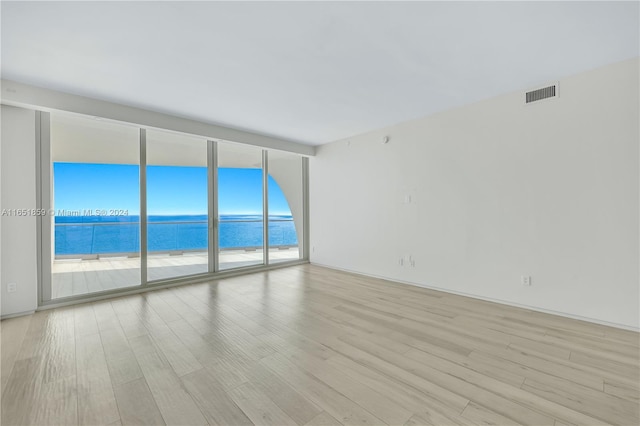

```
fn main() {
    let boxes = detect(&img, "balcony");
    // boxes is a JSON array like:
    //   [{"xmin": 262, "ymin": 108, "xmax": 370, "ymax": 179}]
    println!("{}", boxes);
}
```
[{"xmin": 51, "ymin": 217, "xmax": 300, "ymax": 299}]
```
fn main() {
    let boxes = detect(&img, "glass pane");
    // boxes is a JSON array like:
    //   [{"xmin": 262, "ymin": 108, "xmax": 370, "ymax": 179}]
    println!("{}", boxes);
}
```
[
  {"xmin": 146, "ymin": 130, "xmax": 208, "ymax": 281},
  {"xmin": 51, "ymin": 113, "xmax": 140, "ymax": 299},
  {"xmin": 218, "ymin": 142, "xmax": 264, "ymax": 270},
  {"xmin": 268, "ymin": 152, "xmax": 303, "ymax": 263}
]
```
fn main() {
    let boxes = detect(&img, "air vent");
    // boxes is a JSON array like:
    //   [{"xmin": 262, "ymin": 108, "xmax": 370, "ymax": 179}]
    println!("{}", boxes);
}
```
[{"xmin": 526, "ymin": 85, "xmax": 557, "ymax": 103}]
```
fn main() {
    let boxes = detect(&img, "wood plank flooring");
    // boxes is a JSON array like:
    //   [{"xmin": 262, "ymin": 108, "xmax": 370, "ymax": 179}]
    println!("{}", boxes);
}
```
[{"xmin": 2, "ymin": 265, "xmax": 638, "ymax": 425}]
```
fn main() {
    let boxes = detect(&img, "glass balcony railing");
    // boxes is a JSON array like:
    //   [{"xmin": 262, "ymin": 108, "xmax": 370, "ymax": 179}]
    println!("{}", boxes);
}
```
[{"xmin": 54, "ymin": 215, "xmax": 298, "ymax": 258}]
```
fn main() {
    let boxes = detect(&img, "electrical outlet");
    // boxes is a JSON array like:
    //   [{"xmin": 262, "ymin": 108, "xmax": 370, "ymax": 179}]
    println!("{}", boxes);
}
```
[
  {"xmin": 521, "ymin": 276, "xmax": 531, "ymax": 286},
  {"xmin": 7, "ymin": 282, "xmax": 17, "ymax": 293}
]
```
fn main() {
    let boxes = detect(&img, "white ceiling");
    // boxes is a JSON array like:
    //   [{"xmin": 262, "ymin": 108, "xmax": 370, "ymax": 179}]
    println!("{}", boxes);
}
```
[{"xmin": 2, "ymin": 1, "xmax": 638, "ymax": 146}]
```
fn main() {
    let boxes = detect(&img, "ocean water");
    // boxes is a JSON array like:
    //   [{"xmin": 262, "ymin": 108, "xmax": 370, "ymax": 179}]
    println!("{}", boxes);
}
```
[{"xmin": 54, "ymin": 215, "xmax": 298, "ymax": 255}]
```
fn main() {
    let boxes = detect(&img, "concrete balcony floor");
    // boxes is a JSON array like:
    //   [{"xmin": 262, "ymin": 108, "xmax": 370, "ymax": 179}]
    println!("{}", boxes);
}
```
[{"xmin": 51, "ymin": 248, "xmax": 300, "ymax": 299}]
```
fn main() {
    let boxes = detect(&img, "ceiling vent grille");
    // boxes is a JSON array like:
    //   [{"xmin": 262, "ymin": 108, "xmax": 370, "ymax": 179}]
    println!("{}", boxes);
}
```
[{"xmin": 526, "ymin": 85, "xmax": 557, "ymax": 104}]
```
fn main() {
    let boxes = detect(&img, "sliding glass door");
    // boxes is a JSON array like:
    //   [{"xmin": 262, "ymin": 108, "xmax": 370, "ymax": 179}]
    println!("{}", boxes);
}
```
[
  {"xmin": 42, "ymin": 112, "xmax": 307, "ymax": 303},
  {"xmin": 217, "ymin": 142, "xmax": 265, "ymax": 270},
  {"xmin": 146, "ymin": 130, "xmax": 209, "ymax": 281}
]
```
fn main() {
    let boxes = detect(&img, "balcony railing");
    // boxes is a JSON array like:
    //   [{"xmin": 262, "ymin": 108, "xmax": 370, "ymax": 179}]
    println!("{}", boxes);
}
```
[{"xmin": 54, "ymin": 217, "xmax": 298, "ymax": 259}]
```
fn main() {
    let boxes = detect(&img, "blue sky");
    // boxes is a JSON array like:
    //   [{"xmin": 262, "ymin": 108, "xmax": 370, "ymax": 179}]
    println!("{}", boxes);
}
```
[{"xmin": 53, "ymin": 163, "xmax": 292, "ymax": 215}]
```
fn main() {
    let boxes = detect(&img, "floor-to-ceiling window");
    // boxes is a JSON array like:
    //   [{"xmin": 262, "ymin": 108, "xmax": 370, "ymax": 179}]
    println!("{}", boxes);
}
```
[
  {"xmin": 50, "ymin": 114, "xmax": 141, "ymax": 299},
  {"xmin": 268, "ymin": 151, "xmax": 304, "ymax": 263},
  {"xmin": 146, "ymin": 130, "xmax": 209, "ymax": 281},
  {"xmin": 217, "ymin": 142, "xmax": 265, "ymax": 270},
  {"xmin": 41, "ymin": 112, "xmax": 307, "ymax": 303}
]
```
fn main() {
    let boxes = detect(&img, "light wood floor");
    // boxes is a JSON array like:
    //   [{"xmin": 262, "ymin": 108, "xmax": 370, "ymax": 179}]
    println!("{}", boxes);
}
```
[{"xmin": 2, "ymin": 265, "xmax": 638, "ymax": 426}]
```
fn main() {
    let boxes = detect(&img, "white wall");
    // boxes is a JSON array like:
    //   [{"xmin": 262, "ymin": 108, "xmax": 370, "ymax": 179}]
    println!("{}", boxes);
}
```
[
  {"xmin": 310, "ymin": 58, "xmax": 639, "ymax": 329},
  {"xmin": 1, "ymin": 105, "xmax": 38, "ymax": 317}
]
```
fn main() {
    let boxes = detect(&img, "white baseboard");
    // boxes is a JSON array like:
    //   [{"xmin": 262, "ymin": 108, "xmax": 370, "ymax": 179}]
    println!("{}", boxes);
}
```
[
  {"xmin": 1, "ymin": 310, "xmax": 36, "ymax": 320},
  {"xmin": 310, "ymin": 262, "xmax": 639, "ymax": 332}
]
